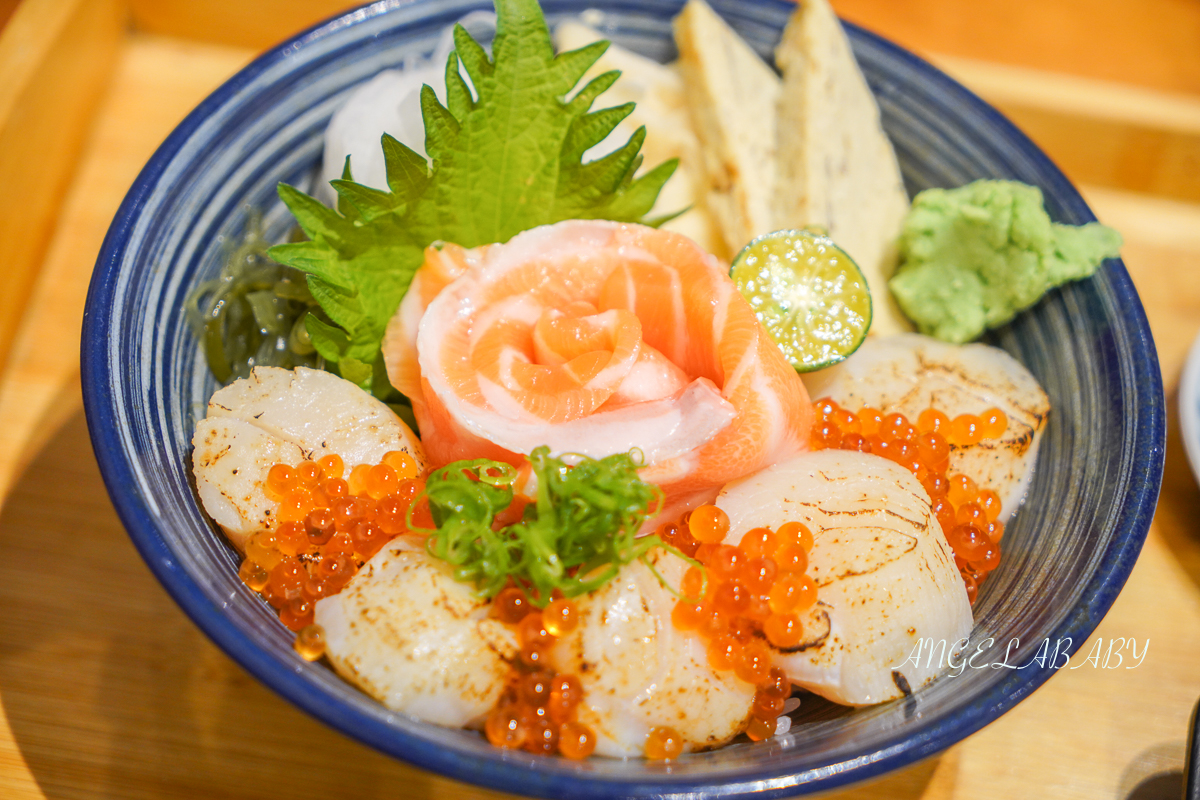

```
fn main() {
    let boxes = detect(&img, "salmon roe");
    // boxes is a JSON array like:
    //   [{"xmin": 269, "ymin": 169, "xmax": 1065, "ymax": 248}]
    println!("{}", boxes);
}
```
[
  {"xmin": 663, "ymin": 505, "xmax": 811, "ymax": 748},
  {"xmin": 294, "ymin": 624, "xmax": 326, "ymax": 661},
  {"xmin": 238, "ymin": 450, "xmax": 429, "ymax": 650},
  {"xmin": 810, "ymin": 398, "xmax": 1010, "ymax": 604},
  {"xmin": 484, "ymin": 588, "xmax": 595, "ymax": 758},
  {"xmin": 645, "ymin": 726, "xmax": 685, "ymax": 759}
]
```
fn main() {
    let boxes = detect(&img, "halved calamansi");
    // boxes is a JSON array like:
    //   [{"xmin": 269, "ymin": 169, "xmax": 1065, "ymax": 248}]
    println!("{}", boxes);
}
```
[{"xmin": 730, "ymin": 229, "xmax": 872, "ymax": 372}]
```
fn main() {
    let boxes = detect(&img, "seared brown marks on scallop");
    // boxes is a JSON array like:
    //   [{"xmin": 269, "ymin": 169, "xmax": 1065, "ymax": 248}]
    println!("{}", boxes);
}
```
[
  {"xmin": 550, "ymin": 551, "xmax": 756, "ymax": 756},
  {"xmin": 716, "ymin": 450, "xmax": 971, "ymax": 706},
  {"xmin": 192, "ymin": 417, "xmax": 301, "ymax": 550},
  {"xmin": 769, "ymin": 601, "xmax": 832, "ymax": 653},
  {"xmin": 803, "ymin": 333, "xmax": 1050, "ymax": 521},
  {"xmin": 315, "ymin": 542, "xmax": 519, "ymax": 728},
  {"xmin": 191, "ymin": 366, "xmax": 426, "ymax": 551}
]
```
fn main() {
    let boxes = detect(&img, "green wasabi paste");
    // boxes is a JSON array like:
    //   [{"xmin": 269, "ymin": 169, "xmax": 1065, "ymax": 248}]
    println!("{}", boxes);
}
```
[{"xmin": 887, "ymin": 180, "xmax": 1122, "ymax": 343}]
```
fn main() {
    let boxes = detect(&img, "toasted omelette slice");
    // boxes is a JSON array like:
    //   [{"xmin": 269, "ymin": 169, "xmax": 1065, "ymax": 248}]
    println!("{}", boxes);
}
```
[
  {"xmin": 774, "ymin": 0, "xmax": 912, "ymax": 336},
  {"xmin": 674, "ymin": 0, "xmax": 780, "ymax": 256}
]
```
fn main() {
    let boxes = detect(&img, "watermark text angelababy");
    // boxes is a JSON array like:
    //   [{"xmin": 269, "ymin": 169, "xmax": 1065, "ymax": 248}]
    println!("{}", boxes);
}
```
[{"xmin": 893, "ymin": 636, "xmax": 1148, "ymax": 677}]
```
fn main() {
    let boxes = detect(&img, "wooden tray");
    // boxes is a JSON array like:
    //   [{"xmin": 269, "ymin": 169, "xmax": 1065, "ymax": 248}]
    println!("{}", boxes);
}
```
[{"xmin": 2, "ymin": 0, "xmax": 1200, "ymax": 797}]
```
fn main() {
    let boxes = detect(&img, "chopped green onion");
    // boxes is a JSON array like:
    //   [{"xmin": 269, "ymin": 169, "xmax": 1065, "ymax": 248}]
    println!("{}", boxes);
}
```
[{"xmin": 417, "ymin": 447, "xmax": 698, "ymax": 606}]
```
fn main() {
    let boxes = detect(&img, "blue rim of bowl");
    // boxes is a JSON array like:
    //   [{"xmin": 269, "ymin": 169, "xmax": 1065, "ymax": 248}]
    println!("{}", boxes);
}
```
[
  {"xmin": 1180, "ymin": 332, "xmax": 1200, "ymax": 488},
  {"xmin": 80, "ymin": 1, "xmax": 1165, "ymax": 796}
]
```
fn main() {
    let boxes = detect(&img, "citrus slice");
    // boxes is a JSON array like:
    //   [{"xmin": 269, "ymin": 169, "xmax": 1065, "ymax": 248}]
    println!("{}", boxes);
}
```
[{"xmin": 730, "ymin": 229, "xmax": 872, "ymax": 372}]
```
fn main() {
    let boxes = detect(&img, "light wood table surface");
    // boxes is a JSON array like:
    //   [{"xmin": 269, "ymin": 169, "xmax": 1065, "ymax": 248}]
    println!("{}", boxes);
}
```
[{"xmin": 2, "ymin": 7, "xmax": 1200, "ymax": 800}]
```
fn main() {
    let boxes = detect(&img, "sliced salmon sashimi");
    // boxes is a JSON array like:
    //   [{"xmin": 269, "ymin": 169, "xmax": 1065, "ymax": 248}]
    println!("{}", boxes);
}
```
[{"xmin": 382, "ymin": 219, "xmax": 813, "ymax": 512}]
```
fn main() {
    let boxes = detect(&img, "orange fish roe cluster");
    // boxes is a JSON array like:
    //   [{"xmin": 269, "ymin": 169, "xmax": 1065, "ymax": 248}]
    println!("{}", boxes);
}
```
[
  {"xmin": 237, "ymin": 450, "xmax": 431, "ymax": 654},
  {"xmin": 644, "ymin": 726, "xmax": 685, "ymax": 759},
  {"xmin": 809, "ymin": 398, "xmax": 1008, "ymax": 603},
  {"xmin": 659, "ymin": 506, "xmax": 811, "ymax": 746},
  {"xmin": 486, "ymin": 590, "xmax": 595, "ymax": 758}
]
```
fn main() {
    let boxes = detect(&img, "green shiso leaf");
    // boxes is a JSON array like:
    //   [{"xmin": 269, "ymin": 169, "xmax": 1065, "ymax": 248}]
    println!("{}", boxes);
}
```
[{"xmin": 268, "ymin": 0, "xmax": 678, "ymax": 397}]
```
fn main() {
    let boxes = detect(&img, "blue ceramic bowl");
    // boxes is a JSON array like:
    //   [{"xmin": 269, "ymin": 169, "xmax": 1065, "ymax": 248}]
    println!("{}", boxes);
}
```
[
  {"xmin": 1181, "ymin": 332, "xmax": 1200, "ymax": 487},
  {"xmin": 80, "ymin": 0, "xmax": 1165, "ymax": 796}
]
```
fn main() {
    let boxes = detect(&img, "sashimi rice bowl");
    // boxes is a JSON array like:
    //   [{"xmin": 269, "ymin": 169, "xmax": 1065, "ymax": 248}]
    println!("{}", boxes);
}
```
[{"xmin": 80, "ymin": 0, "xmax": 1164, "ymax": 795}]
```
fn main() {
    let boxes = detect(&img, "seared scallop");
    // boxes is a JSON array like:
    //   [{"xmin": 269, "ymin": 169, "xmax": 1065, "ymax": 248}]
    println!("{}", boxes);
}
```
[
  {"xmin": 804, "ymin": 333, "xmax": 1050, "ymax": 521},
  {"xmin": 191, "ymin": 366, "xmax": 425, "ymax": 550},
  {"xmin": 315, "ymin": 540, "xmax": 520, "ymax": 727},
  {"xmin": 715, "ymin": 449, "xmax": 972, "ymax": 705},
  {"xmin": 550, "ymin": 552, "xmax": 755, "ymax": 756}
]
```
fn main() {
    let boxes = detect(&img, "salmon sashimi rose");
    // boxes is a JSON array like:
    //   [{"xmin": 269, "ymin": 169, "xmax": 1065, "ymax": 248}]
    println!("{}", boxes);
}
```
[{"xmin": 382, "ymin": 219, "xmax": 814, "ymax": 514}]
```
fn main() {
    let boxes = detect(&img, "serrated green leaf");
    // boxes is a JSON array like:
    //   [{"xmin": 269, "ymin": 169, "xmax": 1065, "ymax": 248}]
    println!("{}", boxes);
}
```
[
  {"xmin": 381, "ymin": 134, "xmax": 430, "ymax": 200},
  {"xmin": 338, "ymin": 357, "xmax": 374, "ymax": 387},
  {"xmin": 372, "ymin": 352, "xmax": 402, "ymax": 402},
  {"xmin": 445, "ymin": 52, "xmax": 473, "ymax": 119},
  {"xmin": 556, "ymin": 40, "xmax": 609, "ymax": 92},
  {"xmin": 569, "ymin": 123, "xmax": 645, "ymax": 198},
  {"xmin": 270, "ymin": 0, "xmax": 679, "ymax": 402},
  {"xmin": 563, "ymin": 102, "xmax": 634, "ymax": 162},
  {"xmin": 644, "ymin": 203, "xmax": 690, "ymax": 229},
  {"xmin": 453, "ymin": 23, "xmax": 491, "ymax": 80},
  {"xmin": 330, "ymin": 179, "xmax": 400, "ymax": 221},
  {"xmin": 306, "ymin": 276, "xmax": 365, "ymax": 333},
  {"xmin": 421, "ymin": 85, "xmax": 461, "ymax": 163},
  {"xmin": 305, "ymin": 313, "xmax": 351, "ymax": 361},
  {"xmin": 336, "ymin": 157, "xmax": 362, "ymax": 221},
  {"xmin": 623, "ymin": 154, "xmax": 645, "ymax": 188},
  {"xmin": 603, "ymin": 158, "xmax": 678, "ymax": 221},
  {"xmin": 566, "ymin": 66, "xmax": 619, "ymax": 114},
  {"xmin": 267, "ymin": 241, "xmax": 342, "ymax": 279},
  {"xmin": 277, "ymin": 183, "xmax": 354, "ymax": 245}
]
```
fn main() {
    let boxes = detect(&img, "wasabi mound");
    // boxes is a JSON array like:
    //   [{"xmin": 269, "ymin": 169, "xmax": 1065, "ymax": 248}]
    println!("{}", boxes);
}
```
[{"xmin": 888, "ymin": 180, "xmax": 1122, "ymax": 343}]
